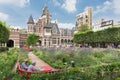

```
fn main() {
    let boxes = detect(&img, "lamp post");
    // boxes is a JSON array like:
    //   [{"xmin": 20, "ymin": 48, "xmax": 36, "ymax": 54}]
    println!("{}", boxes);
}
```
[{"xmin": 71, "ymin": 61, "xmax": 75, "ymax": 67}]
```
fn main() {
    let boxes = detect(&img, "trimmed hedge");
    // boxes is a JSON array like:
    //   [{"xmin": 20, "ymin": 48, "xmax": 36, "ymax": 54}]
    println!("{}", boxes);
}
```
[
  {"xmin": 0, "ymin": 47, "xmax": 8, "ymax": 52},
  {"xmin": 74, "ymin": 27, "xmax": 120, "ymax": 44}
]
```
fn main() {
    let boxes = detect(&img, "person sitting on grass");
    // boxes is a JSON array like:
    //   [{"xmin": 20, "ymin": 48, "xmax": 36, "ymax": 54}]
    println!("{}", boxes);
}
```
[
  {"xmin": 21, "ymin": 59, "xmax": 28, "ymax": 70},
  {"xmin": 27, "ymin": 62, "xmax": 37, "ymax": 72}
]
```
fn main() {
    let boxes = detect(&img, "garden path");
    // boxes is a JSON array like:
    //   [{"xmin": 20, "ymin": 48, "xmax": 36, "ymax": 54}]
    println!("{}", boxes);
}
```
[{"xmin": 28, "ymin": 51, "xmax": 55, "ymax": 70}]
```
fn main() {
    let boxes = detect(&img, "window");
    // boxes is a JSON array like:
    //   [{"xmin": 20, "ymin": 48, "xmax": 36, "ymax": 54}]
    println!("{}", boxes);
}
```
[
  {"xmin": 46, "ymin": 29, "xmax": 51, "ymax": 33},
  {"xmin": 52, "ymin": 38, "xmax": 56, "ymax": 44},
  {"xmin": 52, "ymin": 27, "xmax": 57, "ymax": 34}
]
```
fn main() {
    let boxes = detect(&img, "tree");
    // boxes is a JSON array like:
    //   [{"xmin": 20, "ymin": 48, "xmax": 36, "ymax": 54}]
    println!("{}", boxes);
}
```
[
  {"xmin": 27, "ymin": 34, "xmax": 39, "ymax": 47},
  {"xmin": 78, "ymin": 24, "xmax": 90, "ymax": 32},
  {"xmin": 74, "ymin": 27, "xmax": 120, "ymax": 47},
  {"xmin": 0, "ymin": 21, "xmax": 10, "ymax": 43}
]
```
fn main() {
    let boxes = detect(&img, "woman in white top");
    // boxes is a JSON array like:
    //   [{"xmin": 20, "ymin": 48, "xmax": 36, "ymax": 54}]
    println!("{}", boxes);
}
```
[{"xmin": 27, "ymin": 62, "xmax": 36, "ymax": 72}]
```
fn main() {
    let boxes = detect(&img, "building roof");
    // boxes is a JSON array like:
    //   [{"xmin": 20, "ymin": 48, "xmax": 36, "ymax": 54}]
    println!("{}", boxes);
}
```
[
  {"xmin": 27, "ymin": 15, "xmax": 34, "ymax": 24},
  {"xmin": 42, "ymin": 6, "xmax": 50, "ymax": 16},
  {"xmin": 51, "ymin": 23, "xmax": 60, "ymax": 34},
  {"xmin": 64, "ymin": 29, "xmax": 68, "ymax": 34},
  {"xmin": 44, "ymin": 23, "xmax": 60, "ymax": 34}
]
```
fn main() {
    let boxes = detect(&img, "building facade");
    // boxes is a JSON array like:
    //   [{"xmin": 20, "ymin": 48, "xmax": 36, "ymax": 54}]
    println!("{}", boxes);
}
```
[
  {"xmin": 6, "ymin": 6, "xmax": 74, "ymax": 48},
  {"xmin": 7, "ymin": 29, "xmax": 27, "ymax": 48},
  {"xmin": 92, "ymin": 19, "xmax": 114, "ymax": 32},
  {"xmin": 76, "ymin": 8, "xmax": 92, "ymax": 30},
  {"xmin": 27, "ymin": 6, "xmax": 73, "ymax": 47}
]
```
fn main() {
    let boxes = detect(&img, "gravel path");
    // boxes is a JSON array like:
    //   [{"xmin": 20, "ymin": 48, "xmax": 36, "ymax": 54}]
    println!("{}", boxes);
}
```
[
  {"xmin": 28, "ymin": 52, "xmax": 55, "ymax": 70},
  {"xmin": 13, "ymin": 51, "xmax": 55, "ymax": 71}
]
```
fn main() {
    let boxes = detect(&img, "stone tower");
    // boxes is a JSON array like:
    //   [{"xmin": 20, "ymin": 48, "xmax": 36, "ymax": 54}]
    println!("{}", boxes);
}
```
[
  {"xmin": 41, "ymin": 6, "xmax": 51, "ymax": 26},
  {"xmin": 27, "ymin": 15, "xmax": 34, "ymax": 34}
]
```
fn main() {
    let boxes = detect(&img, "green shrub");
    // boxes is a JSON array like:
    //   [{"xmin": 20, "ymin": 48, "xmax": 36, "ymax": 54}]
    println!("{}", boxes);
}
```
[
  {"xmin": 0, "ymin": 47, "xmax": 8, "ymax": 52},
  {"xmin": 0, "ymin": 48, "xmax": 19, "ymax": 80}
]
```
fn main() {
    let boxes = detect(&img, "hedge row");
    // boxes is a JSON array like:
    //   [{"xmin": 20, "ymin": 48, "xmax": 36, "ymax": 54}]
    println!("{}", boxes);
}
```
[
  {"xmin": 74, "ymin": 27, "xmax": 120, "ymax": 44},
  {"xmin": 0, "ymin": 47, "xmax": 8, "ymax": 52}
]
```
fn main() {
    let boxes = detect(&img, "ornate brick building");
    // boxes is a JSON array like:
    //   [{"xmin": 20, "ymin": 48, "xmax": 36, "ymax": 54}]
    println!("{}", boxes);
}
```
[
  {"xmin": 7, "ymin": 29, "xmax": 27, "ymax": 48},
  {"xmin": 7, "ymin": 6, "xmax": 73, "ymax": 48},
  {"xmin": 27, "ymin": 6, "xmax": 73, "ymax": 47}
]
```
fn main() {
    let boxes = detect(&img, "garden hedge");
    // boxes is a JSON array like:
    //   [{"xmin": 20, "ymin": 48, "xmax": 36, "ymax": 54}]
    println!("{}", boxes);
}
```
[{"xmin": 74, "ymin": 27, "xmax": 120, "ymax": 44}]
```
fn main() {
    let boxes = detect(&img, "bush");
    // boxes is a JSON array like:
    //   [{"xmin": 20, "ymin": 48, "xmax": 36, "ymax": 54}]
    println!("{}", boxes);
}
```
[
  {"xmin": 0, "ymin": 47, "xmax": 8, "ymax": 52},
  {"xmin": 0, "ymin": 48, "xmax": 18, "ymax": 80}
]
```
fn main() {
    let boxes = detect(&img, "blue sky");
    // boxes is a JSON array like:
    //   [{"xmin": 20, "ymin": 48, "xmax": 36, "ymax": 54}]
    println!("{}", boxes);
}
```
[{"xmin": 0, "ymin": 0, "xmax": 120, "ymax": 29}]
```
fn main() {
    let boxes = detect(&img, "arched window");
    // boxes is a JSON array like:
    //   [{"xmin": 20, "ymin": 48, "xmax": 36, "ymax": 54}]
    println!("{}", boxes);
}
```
[{"xmin": 7, "ymin": 40, "xmax": 14, "ymax": 47}]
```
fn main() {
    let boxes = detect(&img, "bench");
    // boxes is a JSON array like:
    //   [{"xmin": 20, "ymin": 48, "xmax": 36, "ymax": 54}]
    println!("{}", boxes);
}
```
[
  {"xmin": 17, "ymin": 62, "xmax": 37, "ymax": 79},
  {"xmin": 17, "ymin": 62, "xmax": 65, "ymax": 79}
]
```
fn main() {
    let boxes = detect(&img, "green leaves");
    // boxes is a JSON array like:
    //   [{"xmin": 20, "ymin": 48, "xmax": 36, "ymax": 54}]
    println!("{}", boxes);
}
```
[
  {"xmin": 78, "ymin": 24, "xmax": 90, "ymax": 32},
  {"xmin": 0, "ymin": 21, "xmax": 10, "ymax": 43},
  {"xmin": 74, "ymin": 27, "xmax": 120, "ymax": 44},
  {"xmin": 27, "ymin": 34, "xmax": 39, "ymax": 47},
  {"xmin": 0, "ymin": 48, "xmax": 18, "ymax": 79}
]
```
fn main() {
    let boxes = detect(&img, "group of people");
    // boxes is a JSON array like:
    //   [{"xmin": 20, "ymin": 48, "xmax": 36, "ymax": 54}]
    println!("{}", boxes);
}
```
[{"xmin": 21, "ymin": 60, "xmax": 37, "ymax": 72}]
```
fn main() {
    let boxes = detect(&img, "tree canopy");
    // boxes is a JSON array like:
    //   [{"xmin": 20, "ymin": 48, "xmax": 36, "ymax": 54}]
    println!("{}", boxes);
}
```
[
  {"xmin": 78, "ymin": 24, "xmax": 90, "ymax": 32},
  {"xmin": 27, "ymin": 34, "xmax": 39, "ymax": 47},
  {"xmin": 74, "ymin": 27, "xmax": 120, "ymax": 44},
  {"xmin": 0, "ymin": 21, "xmax": 10, "ymax": 43}
]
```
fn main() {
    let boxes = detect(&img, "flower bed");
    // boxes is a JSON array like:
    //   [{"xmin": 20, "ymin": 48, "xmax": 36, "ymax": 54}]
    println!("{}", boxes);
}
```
[
  {"xmin": 0, "ymin": 48, "xmax": 19, "ymax": 79},
  {"xmin": 33, "ymin": 48, "xmax": 120, "ymax": 68},
  {"xmin": 30, "ymin": 48, "xmax": 120, "ymax": 79}
]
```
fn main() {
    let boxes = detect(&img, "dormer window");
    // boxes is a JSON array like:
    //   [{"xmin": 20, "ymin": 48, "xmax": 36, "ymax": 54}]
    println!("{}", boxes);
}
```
[
  {"xmin": 46, "ymin": 29, "xmax": 51, "ymax": 33},
  {"xmin": 44, "ymin": 28, "xmax": 51, "ymax": 36}
]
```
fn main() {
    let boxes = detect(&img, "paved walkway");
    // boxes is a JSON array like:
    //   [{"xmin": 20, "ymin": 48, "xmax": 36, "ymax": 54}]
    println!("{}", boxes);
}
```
[
  {"xmin": 28, "ymin": 52, "xmax": 55, "ymax": 70},
  {"xmin": 13, "ymin": 51, "xmax": 55, "ymax": 71}
]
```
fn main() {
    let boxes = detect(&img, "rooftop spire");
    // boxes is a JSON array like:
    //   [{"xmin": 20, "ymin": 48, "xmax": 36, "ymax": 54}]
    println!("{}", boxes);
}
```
[
  {"xmin": 42, "ymin": 5, "xmax": 50, "ymax": 16},
  {"xmin": 27, "ymin": 15, "xmax": 34, "ymax": 24}
]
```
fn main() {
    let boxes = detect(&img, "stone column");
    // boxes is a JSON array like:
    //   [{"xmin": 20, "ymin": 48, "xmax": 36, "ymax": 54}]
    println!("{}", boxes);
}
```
[
  {"xmin": 59, "ymin": 38, "xmax": 61, "ymax": 46},
  {"xmin": 50, "ymin": 38, "xmax": 52, "ymax": 47},
  {"xmin": 56, "ymin": 38, "xmax": 58, "ymax": 45},
  {"xmin": 42, "ymin": 38, "xmax": 44, "ymax": 47},
  {"xmin": 58, "ymin": 38, "xmax": 59, "ymax": 45},
  {"xmin": 46, "ymin": 38, "xmax": 49, "ymax": 47},
  {"xmin": 48, "ymin": 38, "xmax": 50, "ymax": 47},
  {"xmin": 5, "ymin": 43, "xmax": 7, "ymax": 47}
]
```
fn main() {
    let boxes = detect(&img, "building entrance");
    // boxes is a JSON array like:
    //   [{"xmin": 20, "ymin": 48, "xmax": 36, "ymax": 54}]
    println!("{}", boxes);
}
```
[{"xmin": 7, "ymin": 40, "xmax": 14, "ymax": 47}]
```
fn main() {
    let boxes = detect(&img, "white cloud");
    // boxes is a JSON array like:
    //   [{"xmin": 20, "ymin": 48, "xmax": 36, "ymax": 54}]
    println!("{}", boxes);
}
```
[
  {"xmin": 93, "ymin": 0, "xmax": 120, "ymax": 15},
  {"xmin": 91, "ymin": 0, "xmax": 120, "ymax": 23},
  {"xmin": 0, "ymin": 0, "xmax": 30, "ymax": 7},
  {"xmin": 10, "ymin": 25, "xmax": 21, "ymax": 29},
  {"xmin": 0, "ymin": 12, "xmax": 9, "ymax": 21},
  {"xmin": 58, "ymin": 22, "xmax": 74, "ymax": 29},
  {"xmin": 51, "ymin": 19, "xmax": 58, "ymax": 23},
  {"xmin": 53, "ymin": 0, "xmax": 61, "ymax": 6},
  {"xmin": 62, "ymin": 0, "xmax": 77, "ymax": 13},
  {"xmin": 113, "ymin": 0, "xmax": 120, "ymax": 14},
  {"xmin": 94, "ymin": 1, "xmax": 112, "ymax": 15},
  {"xmin": 84, "ymin": 6, "xmax": 93, "ymax": 12}
]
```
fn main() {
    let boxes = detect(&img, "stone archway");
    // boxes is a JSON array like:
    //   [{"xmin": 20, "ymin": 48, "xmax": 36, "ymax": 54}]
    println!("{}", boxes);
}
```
[
  {"xmin": 68, "ymin": 39, "xmax": 70, "ymax": 44},
  {"xmin": 61, "ymin": 39, "xmax": 64, "ymax": 44},
  {"xmin": 7, "ymin": 40, "xmax": 14, "ymax": 47},
  {"xmin": 65, "ymin": 39, "xmax": 67, "ymax": 44},
  {"xmin": 38, "ymin": 40, "xmax": 42, "ymax": 46}
]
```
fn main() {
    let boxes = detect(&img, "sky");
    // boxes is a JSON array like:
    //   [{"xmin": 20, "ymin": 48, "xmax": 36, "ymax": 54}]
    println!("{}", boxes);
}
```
[{"xmin": 0, "ymin": 0, "xmax": 120, "ymax": 29}]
